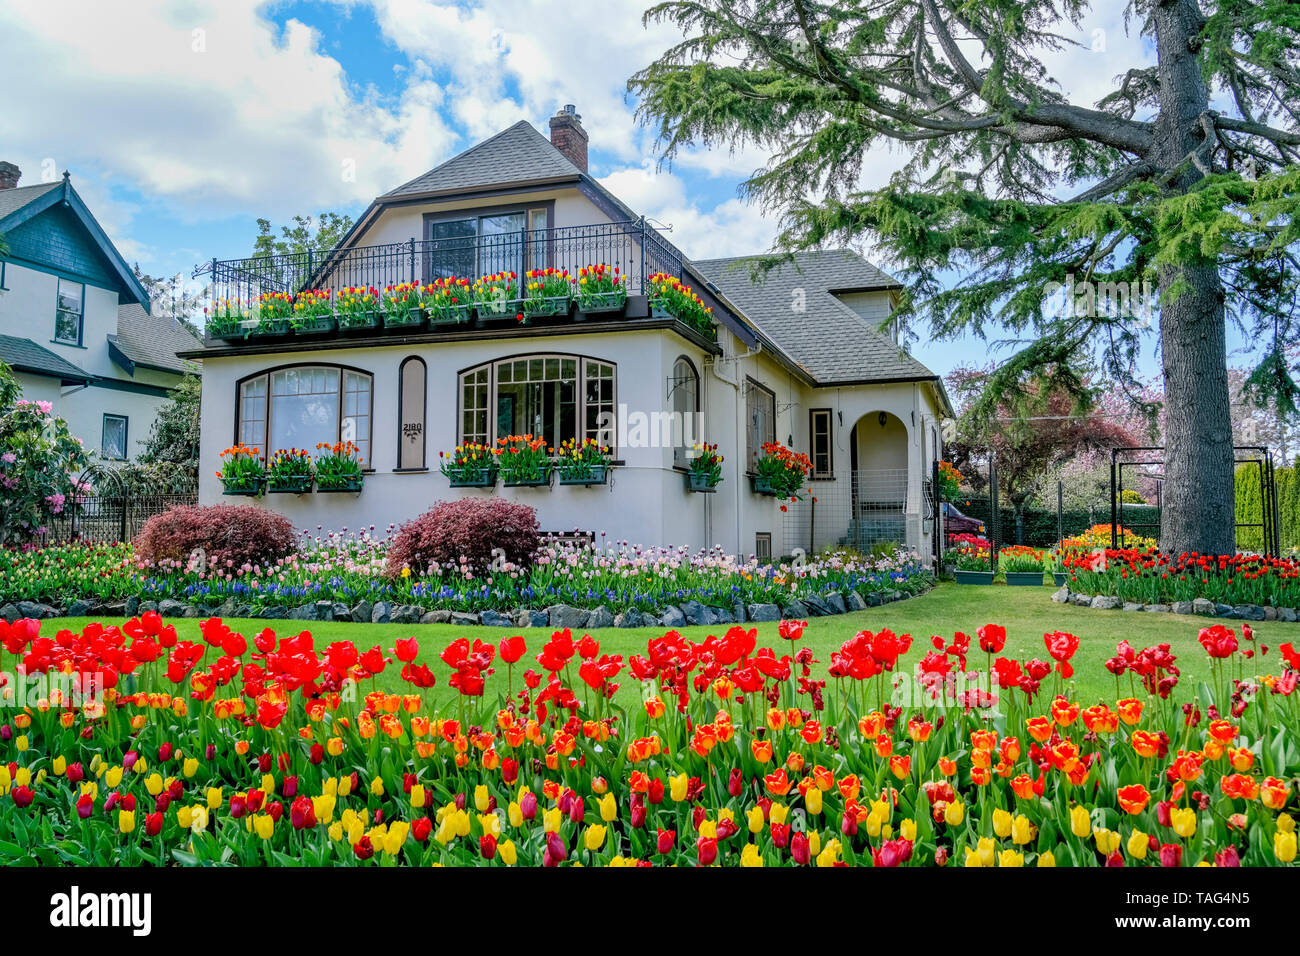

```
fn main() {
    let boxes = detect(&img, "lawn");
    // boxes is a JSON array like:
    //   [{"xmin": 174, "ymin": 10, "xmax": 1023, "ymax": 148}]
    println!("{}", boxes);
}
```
[{"xmin": 42, "ymin": 581, "xmax": 1292, "ymax": 712}]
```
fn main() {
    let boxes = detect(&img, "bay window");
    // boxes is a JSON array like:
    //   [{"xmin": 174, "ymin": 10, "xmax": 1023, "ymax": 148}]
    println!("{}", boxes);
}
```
[{"xmin": 238, "ymin": 365, "xmax": 372, "ymax": 466}]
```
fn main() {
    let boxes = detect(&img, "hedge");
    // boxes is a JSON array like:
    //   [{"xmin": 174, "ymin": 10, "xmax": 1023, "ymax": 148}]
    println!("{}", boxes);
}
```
[{"xmin": 1235, "ymin": 462, "xmax": 1299, "ymax": 552}]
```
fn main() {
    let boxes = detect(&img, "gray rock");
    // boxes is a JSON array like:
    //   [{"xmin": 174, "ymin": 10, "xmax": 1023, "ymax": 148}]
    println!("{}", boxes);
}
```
[
  {"xmin": 1263, "ymin": 606, "xmax": 1278, "ymax": 622},
  {"xmin": 1170, "ymin": 601, "xmax": 1193, "ymax": 616},
  {"xmin": 784, "ymin": 599, "xmax": 810, "ymax": 618},
  {"xmin": 157, "ymin": 598, "xmax": 187, "ymax": 618},
  {"xmin": 1069, "ymin": 593, "xmax": 1092, "ymax": 607},
  {"xmin": 526, "ymin": 610, "xmax": 549, "ymax": 628},
  {"xmin": 421, "ymin": 609, "xmax": 452, "ymax": 625},
  {"xmin": 825, "ymin": 593, "xmax": 848, "ymax": 616},
  {"xmin": 1215, "ymin": 603, "xmax": 1238, "ymax": 618},
  {"xmin": 733, "ymin": 601, "xmax": 747, "ymax": 622},
  {"xmin": 865, "ymin": 591, "xmax": 885, "ymax": 607},
  {"xmin": 1279, "ymin": 607, "xmax": 1298, "ymax": 623},
  {"xmin": 1236, "ymin": 604, "xmax": 1266, "ymax": 622},
  {"xmin": 1051, "ymin": 586, "xmax": 1070, "ymax": 604},
  {"xmin": 258, "ymin": 605, "xmax": 287, "ymax": 619},
  {"xmin": 125, "ymin": 595, "xmax": 141, "ymax": 616},
  {"xmin": 846, "ymin": 591, "xmax": 869, "ymax": 612},
  {"xmin": 17, "ymin": 601, "xmax": 57, "ymax": 619},
  {"xmin": 586, "ymin": 606, "xmax": 614, "ymax": 630},
  {"xmin": 660, "ymin": 605, "xmax": 687, "ymax": 628},
  {"xmin": 139, "ymin": 600, "xmax": 158, "ymax": 615},
  {"xmin": 747, "ymin": 603, "xmax": 781, "ymax": 622},
  {"xmin": 1090, "ymin": 595, "xmax": 1122, "ymax": 610},
  {"xmin": 216, "ymin": 598, "xmax": 239, "ymax": 618},
  {"xmin": 103, "ymin": 601, "xmax": 127, "ymax": 618},
  {"xmin": 681, "ymin": 600, "xmax": 706, "ymax": 626},
  {"xmin": 1144, "ymin": 604, "xmax": 1171, "ymax": 613},
  {"xmin": 480, "ymin": 609, "xmax": 513, "ymax": 628},
  {"xmin": 315, "ymin": 600, "xmax": 336, "ymax": 622},
  {"xmin": 1192, "ymin": 598, "xmax": 1216, "ymax": 616},
  {"xmin": 351, "ymin": 601, "xmax": 374, "ymax": 624},
  {"xmin": 713, "ymin": 606, "xmax": 735, "ymax": 625},
  {"xmin": 0, "ymin": 602, "xmax": 18, "ymax": 622},
  {"xmin": 235, "ymin": 604, "xmax": 254, "ymax": 618},
  {"xmin": 450, "ymin": 611, "xmax": 480, "ymax": 626},
  {"xmin": 546, "ymin": 604, "xmax": 590, "ymax": 630},
  {"xmin": 66, "ymin": 598, "xmax": 96, "ymax": 617},
  {"xmin": 370, "ymin": 601, "xmax": 391, "ymax": 624},
  {"xmin": 182, "ymin": 605, "xmax": 202, "ymax": 618},
  {"xmin": 392, "ymin": 605, "xmax": 422, "ymax": 625},
  {"xmin": 613, "ymin": 609, "xmax": 642, "ymax": 628},
  {"xmin": 332, "ymin": 603, "xmax": 350, "ymax": 621},
  {"xmin": 802, "ymin": 595, "xmax": 833, "ymax": 617},
  {"xmin": 1122, "ymin": 603, "xmax": 1145, "ymax": 613},
  {"xmin": 291, "ymin": 603, "xmax": 318, "ymax": 621}
]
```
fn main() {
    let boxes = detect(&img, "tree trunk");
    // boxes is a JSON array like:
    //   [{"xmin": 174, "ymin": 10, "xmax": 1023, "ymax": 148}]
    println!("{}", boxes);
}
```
[{"xmin": 1151, "ymin": 0, "xmax": 1236, "ymax": 556}]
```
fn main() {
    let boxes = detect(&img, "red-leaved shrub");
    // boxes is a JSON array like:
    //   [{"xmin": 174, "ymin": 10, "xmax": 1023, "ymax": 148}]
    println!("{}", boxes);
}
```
[
  {"xmin": 386, "ymin": 498, "xmax": 540, "ymax": 577},
  {"xmin": 134, "ymin": 505, "xmax": 297, "ymax": 570}
]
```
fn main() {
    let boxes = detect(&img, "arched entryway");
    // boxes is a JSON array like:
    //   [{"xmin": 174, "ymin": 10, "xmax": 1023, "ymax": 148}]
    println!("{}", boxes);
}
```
[{"xmin": 847, "ymin": 410, "xmax": 909, "ymax": 553}]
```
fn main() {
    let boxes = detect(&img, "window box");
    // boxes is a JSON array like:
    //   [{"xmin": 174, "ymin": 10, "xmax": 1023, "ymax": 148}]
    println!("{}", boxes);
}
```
[
  {"xmin": 576, "ymin": 290, "xmax": 627, "ymax": 316},
  {"xmin": 267, "ymin": 475, "xmax": 314, "ymax": 494},
  {"xmin": 649, "ymin": 299, "xmax": 672, "ymax": 320},
  {"xmin": 558, "ymin": 464, "xmax": 609, "ymax": 486},
  {"xmin": 1006, "ymin": 571, "xmax": 1046, "ymax": 586},
  {"xmin": 383, "ymin": 308, "xmax": 426, "ymax": 331},
  {"xmin": 250, "ymin": 318, "xmax": 292, "ymax": 338},
  {"xmin": 522, "ymin": 294, "xmax": 571, "ymax": 318},
  {"xmin": 953, "ymin": 570, "xmax": 994, "ymax": 585},
  {"xmin": 427, "ymin": 303, "xmax": 475, "ymax": 328},
  {"xmin": 502, "ymin": 464, "xmax": 553, "ymax": 488},
  {"xmin": 292, "ymin": 315, "xmax": 336, "ymax": 336},
  {"xmin": 316, "ymin": 475, "xmax": 365, "ymax": 493},
  {"xmin": 221, "ymin": 477, "xmax": 266, "ymax": 497},
  {"xmin": 447, "ymin": 466, "xmax": 498, "ymax": 488},
  {"xmin": 686, "ymin": 472, "xmax": 720, "ymax": 493},
  {"xmin": 337, "ymin": 311, "xmax": 383, "ymax": 334},
  {"xmin": 750, "ymin": 475, "xmax": 782, "ymax": 497},
  {"xmin": 476, "ymin": 299, "xmax": 527, "ymax": 324}
]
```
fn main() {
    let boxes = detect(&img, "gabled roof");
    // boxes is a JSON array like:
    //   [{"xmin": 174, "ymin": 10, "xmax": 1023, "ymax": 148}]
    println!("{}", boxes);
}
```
[
  {"xmin": 694, "ymin": 250, "xmax": 937, "ymax": 387},
  {"xmin": 382, "ymin": 122, "xmax": 584, "ymax": 200},
  {"xmin": 0, "ymin": 174, "xmax": 150, "ymax": 310},
  {"xmin": 109, "ymin": 304, "xmax": 203, "ymax": 376},
  {"xmin": 0, "ymin": 333, "xmax": 93, "ymax": 384}
]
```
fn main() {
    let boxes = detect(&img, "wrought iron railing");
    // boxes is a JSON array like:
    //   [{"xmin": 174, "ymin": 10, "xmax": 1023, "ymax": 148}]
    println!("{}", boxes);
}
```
[
  {"xmin": 43, "ymin": 492, "xmax": 198, "ymax": 545},
  {"xmin": 199, "ymin": 218, "xmax": 685, "ymax": 305}
]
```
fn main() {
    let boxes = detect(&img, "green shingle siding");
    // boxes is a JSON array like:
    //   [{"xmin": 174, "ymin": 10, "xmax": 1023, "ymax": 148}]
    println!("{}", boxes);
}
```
[{"xmin": 5, "ymin": 204, "xmax": 120, "ymax": 289}]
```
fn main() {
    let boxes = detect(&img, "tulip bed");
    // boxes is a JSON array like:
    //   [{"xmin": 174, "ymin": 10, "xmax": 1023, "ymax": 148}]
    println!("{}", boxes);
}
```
[
  {"xmin": 1059, "ymin": 549, "xmax": 1300, "ymax": 610},
  {"xmin": 0, "ymin": 537, "xmax": 932, "ymax": 614},
  {"xmin": 1, "ymin": 610, "xmax": 1297, "ymax": 868}
]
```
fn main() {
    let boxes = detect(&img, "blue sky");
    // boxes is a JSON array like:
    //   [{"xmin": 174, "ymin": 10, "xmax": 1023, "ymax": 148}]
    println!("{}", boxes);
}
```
[{"xmin": 0, "ymin": 0, "xmax": 1255, "ymax": 384}]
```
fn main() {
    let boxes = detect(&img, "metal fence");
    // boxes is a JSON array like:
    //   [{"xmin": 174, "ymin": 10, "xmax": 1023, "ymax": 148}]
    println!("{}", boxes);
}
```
[
  {"xmin": 43, "ymin": 492, "xmax": 197, "ymax": 545},
  {"xmin": 780, "ymin": 469, "xmax": 917, "ymax": 557},
  {"xmin": 203, "ymin": 218, "xmax": 685, "ymax": 305}
]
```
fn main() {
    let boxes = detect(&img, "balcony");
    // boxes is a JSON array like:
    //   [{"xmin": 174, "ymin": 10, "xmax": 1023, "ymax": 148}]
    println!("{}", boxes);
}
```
[{"xmin": 195, "ymin": 218, "xmax": 698, "ymax": 345}]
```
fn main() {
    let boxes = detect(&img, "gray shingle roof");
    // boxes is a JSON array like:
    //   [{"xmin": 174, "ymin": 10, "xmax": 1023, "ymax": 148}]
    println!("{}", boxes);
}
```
[
  {"xmin": 112, "ymin": 304, "xmax": 203, "ymax": 375},
  {"xmin": 0, "ymin": 333, "xmax": 92, "ymax": 383},
  {"xmin": 693, "ymin": 250, "xmax": 936, "ymax": 385},
  {"xmin": 0, "ymin": 181, "xmax": 59, "ymax": 222},
  {"xmin": 382, "ymin": 122, "xmax": 583, "ymax": 199}
]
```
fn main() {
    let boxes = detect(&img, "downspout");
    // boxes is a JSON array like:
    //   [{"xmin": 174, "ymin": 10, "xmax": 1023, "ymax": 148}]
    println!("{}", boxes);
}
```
[{"xmin": 708, "ymin": 341, "xmax": 762, "ymax": 556}]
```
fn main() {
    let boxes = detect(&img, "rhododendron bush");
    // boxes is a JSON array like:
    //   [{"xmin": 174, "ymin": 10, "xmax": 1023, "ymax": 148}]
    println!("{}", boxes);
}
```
[{"xmin": 0, "ymin": 612, "xmax": 1296, "ymax": 867}]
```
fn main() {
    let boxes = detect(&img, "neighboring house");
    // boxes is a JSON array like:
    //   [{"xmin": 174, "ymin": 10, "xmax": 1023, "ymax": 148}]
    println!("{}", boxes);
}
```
[
  {"xmin": 183, "ymin": 109, "xmax": 951, "ymax": 560},
  {"xmin": 0, "ymin": 163, "xmax": 202, "ymax": 465}
]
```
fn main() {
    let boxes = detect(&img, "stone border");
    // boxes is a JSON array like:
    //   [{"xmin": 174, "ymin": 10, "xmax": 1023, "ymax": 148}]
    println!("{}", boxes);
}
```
[
  {"xmin": 0, "ymin": 582, "xmax": 931, "ymax": 630},
  {"xmin": 1051, "ymin": 587, "xmax": 1299, "ymax": 623}
]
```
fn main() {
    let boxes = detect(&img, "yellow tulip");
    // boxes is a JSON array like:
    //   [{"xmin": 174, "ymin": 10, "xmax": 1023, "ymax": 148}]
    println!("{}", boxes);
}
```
[
  {"xmin": 1093, "ymin": 828, "xmax": 1120, "ymax": 854},
  {"xmin": 475, "ymin": 785, "xmax": 491, "ymax": 813},
  {"xmin": 1012, "ymin": 815, "xmax": 1034, "ymax": 846},
  {"xmin": 669, "ymin": 773, "xmax": 689, "ymax": 802},
  {"xmin": 1171, "ymin": 807, "xmax": 1198, "ymax": 839},
  {"xmin": 805, "ymin": 788, "xmax": 823, "ymax": 815},
  {"xmin": 1037, "ymin": 850, "xmax": 1056, "ymax": 867},
  {"xmin": 944, "ymin": 801, "xmax": 964, "ymax": 826},
  {"xmin": 1279, "ymin": 813, "xmax": 1296, "ymax": 834},
  {"xmin": 254, "ymin": 814, "xmax": 274, "ymax": 840},
  {"xmin": 53, "ymin": 756, "xmax": 66, "ymax": 776},
  {"xmin": 1127, "ymin": 829, "xmax": 1149, "ymax": 860},
  {"xmin": 499, "ymin": 839, "xmax": 518, "ymax": 865},
  {"xmin": 598, "ymin": 793, "xmax": 617, "ymax": 823},
  {"xmin": 585, "ymin": 825, "xmax": 607, "ymax": 852},
  {"xmin": 900, "ymin": 818, "xmax": 917, "ymax": 842},
  {"xmin": 999, "ymin": 849, "xmax": 1025, "ymax": 867},
  {"xmin": 119, "ymin": 809, "xmax": 135, "ymax": 834},
  {"xmin": 183, "ymin": 758, "xmax": 199, "ymax": 779},
  {"xmin": 1276, "ymin": 830, "xmax": 1297, "ymax": 863},
  {"xmin": 206, "ymin": 787, "xmax": 223, "ymax": 810},
  {"xmin": 747, "ymin": 805, "xmax": 765, "ymax": 834},
  {"xmin": 370, "ymin": 776, "xmax": 385, "ymax": 797},
  {"xmin": 411, "ymin": 784, "xmax": 426, "ymax": 810},
  {"xmin": 741, "ymin": 843, "xmax": 764, "ymax": 867},
  {"xmin": 1070, "ymin": 805, "xmax": 1092, "ymax": 838},
  {"xmin": 992, "ymin": 809, "xmax": 1012, "ymax": 839},
  {"xmin": 145, "ymin": 773, "xmax": 164, "ymax": 797},
  {"xmin": 105, "ymin": 766, "xmax": 123, "ymax": 788}
]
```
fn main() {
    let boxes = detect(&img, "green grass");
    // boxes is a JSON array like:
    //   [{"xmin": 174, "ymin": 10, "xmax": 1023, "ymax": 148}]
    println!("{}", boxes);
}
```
[{"xmin": 41, "ymin": 583, "xmax": 1294, "ymax": 711}]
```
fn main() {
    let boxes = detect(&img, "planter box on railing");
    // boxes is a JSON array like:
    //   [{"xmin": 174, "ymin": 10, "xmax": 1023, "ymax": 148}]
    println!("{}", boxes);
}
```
[
  {"xmin": 221, "ymin": 477, "xmax": 266, "ymax": 497},
  {"xmin": 382, "ymin": 308, "xmax": 425, "ymax": 331},
  {"xmin": 750, "ymin": 475, "xmax": 783, "ymax": 497},
  {"xmin": 292, "ymin": 315, "xmax": 336, "ymax": 336},
  {"xmin": 686, "ymin": 473, "xmax": 721, "ymax": 494},
  {"xmin": 476, "ymin": 300, "xmax": 526, "ymax": 325},
  {"xmin": 249, "ymin": 318, "xmax": 291, "ymax": 338},
  {"xmin": 522, "ymin": 295, "xmax": 571, "ymax": 319},
  {"xmin": 337, "ymin": 312, "xmax": 382, "ymax": 334},
  {"xmin": 446, "ymin": 466, "xmax": 498, "ymax": 489},
  {"xmin": 501, "ymin": 466, "xmax": 553, "ymax": 488},
  {"xmin": 428, "ymin": 304, "xmax": 475, "ymax": 328},
  {"xmin": 576, "ymin": 291, "xmax": 627, "ymax": 316}
]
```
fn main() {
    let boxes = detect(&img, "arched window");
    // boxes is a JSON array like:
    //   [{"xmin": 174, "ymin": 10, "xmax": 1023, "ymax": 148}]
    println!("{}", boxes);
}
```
[
  {"xmin": 398, "ymin": 357, "xmax": 427, "ymax": 470},
  {"xmin": 238, "ymin": 365, "xmax": 373, "ymax": 467},
  {"xmin": 671, "ymin": 356, "xmax": 699, "ymax": 467},
  {"xmin": 458, "ymin": 353, "xmax": 617, "ymax": 452}
]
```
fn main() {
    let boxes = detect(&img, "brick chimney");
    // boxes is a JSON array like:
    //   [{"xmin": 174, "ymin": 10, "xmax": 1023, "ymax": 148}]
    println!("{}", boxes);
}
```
[
  {"xmin": 0, "ymin": 162, "xmax": 19, "ymax": 190},
  {"xmin": 549, "ymin": 105, "xmax": 588, "ymax": 173}
]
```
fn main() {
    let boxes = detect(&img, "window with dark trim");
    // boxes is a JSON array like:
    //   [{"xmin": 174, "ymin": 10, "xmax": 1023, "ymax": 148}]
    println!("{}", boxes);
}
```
[
  {"xmin": 237, "ymin": 365, "xmax": 373, "ymax": 466},
  {"xmin": 809, "ymin": 408, "xmax": 833, "ymax": 478},
  {"xmin": 398, "ymin": 356, "xmax": 427, "ymax": 470},
  {"xmin": 745, "ymin": 379, "xmax": 776, "ymax": 471},
  {"xmin": 671, "ymin": 356, "xmax": 700, "ymax": 468},
  {"xmin": 458, "ymin": 353, "xmax": 617, "ymax": 453},
  {"xmin": 755, "ymin": 532, "xmax": 772, "ymax": 563},
  {"xmin": 424, "ymin": 204, "xmax": 552, "ymax": 280},
  {"xmin": 55, "ymin": 278, "xmax": 83, "ymax": 345},
  {"xmin": 101, "ymin": 414, "xmax": 128, "ymax": 460}
]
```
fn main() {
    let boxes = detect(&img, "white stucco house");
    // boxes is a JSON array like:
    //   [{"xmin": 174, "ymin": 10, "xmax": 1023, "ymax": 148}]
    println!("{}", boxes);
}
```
[
  {"xmin": 0, "ymin": 163, "xmax": 201, "ymax": 464},
  {"xmin": 184, "ymin": 109, "xmax": 951, "ymax": 561}
]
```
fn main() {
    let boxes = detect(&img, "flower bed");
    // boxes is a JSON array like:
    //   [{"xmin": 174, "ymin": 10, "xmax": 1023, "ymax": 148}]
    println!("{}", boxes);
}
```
[
  {"xmin": 0, "ymin": 537, "xmax": 933, "ymax": 623},
  {"xmin": 0, "ymin": 613, "xmax": 1295, "ymax": 867}
]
